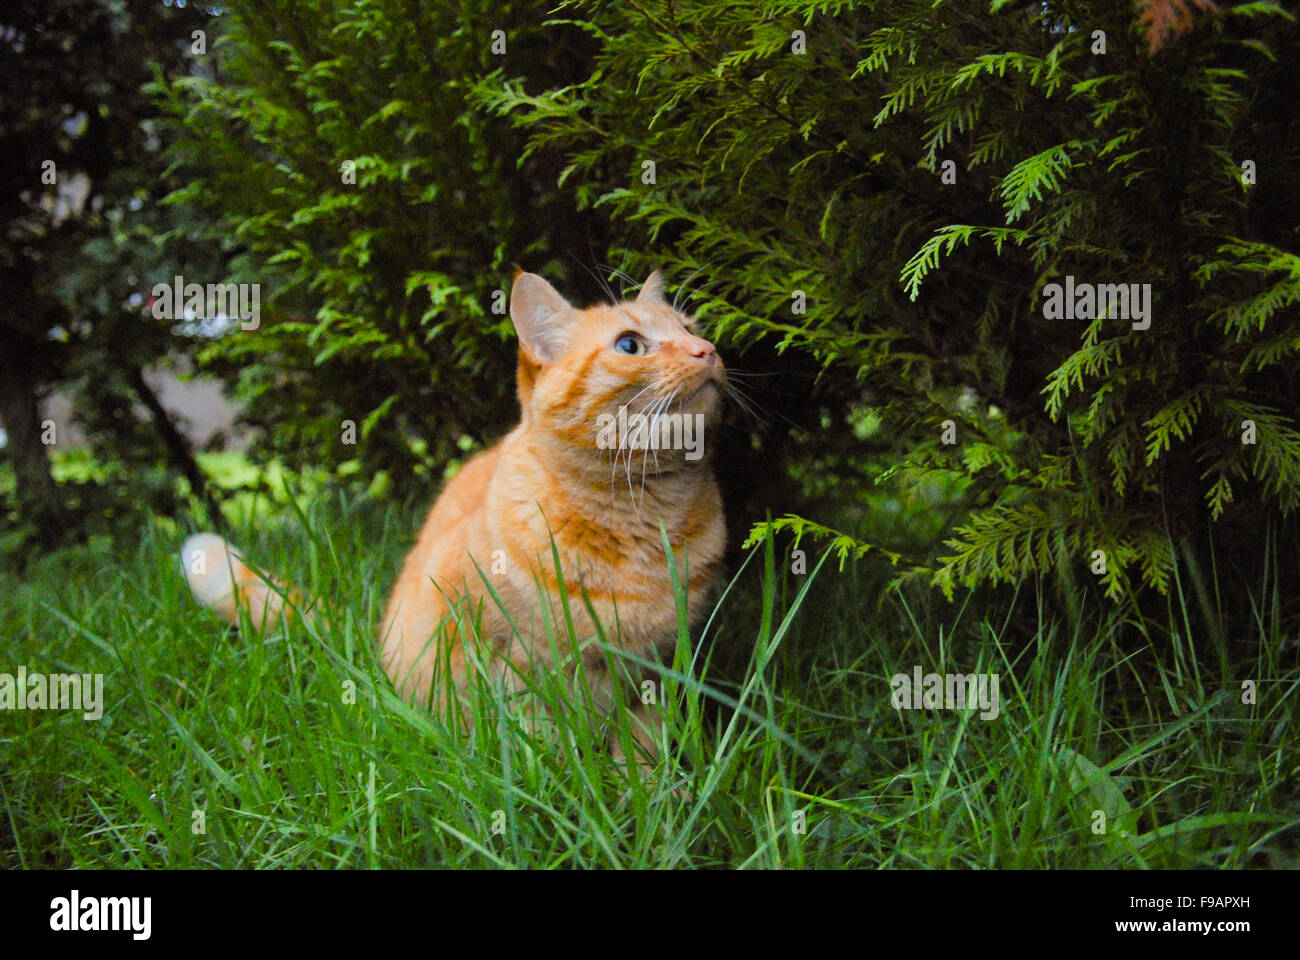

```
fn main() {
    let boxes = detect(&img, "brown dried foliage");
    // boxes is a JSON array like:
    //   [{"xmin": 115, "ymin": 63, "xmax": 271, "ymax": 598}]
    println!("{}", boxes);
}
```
[{"xmin": 1137, "ymin": 0, "xmax": 1220, "ymax": 53}]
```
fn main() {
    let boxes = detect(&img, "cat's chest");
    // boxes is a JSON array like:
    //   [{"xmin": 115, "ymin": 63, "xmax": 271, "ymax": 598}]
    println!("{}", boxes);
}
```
[
  {"xmin": 556, "ymin": 508, "xmax": 665, "ymax": 568},
  {"xmin": 488, "ymin": 490, "xmax": 716, "ymax": 618},
  {"xmin": 479, "ymin": 444, "xmax": 723, "ymax": 633}
]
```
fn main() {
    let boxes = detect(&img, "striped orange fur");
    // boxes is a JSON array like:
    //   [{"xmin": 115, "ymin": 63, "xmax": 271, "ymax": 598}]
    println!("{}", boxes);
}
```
[{"xmin": 183, "ymin": 270, "xmax": 726, "ymax": 763}]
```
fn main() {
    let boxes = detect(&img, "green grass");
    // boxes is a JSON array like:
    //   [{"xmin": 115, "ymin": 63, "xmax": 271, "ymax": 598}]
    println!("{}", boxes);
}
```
[{"xmin": 1, "ymin": 487, "xmax": 1297, "ymax": 868}]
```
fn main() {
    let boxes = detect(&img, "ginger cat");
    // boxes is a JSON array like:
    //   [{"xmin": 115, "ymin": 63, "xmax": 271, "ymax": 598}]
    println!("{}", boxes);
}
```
[{"xmin": 183, "ymin": 269, "xmax": 726, "ymax": 763}]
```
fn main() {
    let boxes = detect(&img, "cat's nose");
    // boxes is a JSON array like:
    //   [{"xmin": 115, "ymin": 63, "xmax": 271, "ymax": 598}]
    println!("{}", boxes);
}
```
[{"xmin": 686, "ymin": 337, "xmax": 717, "ymax": 365}]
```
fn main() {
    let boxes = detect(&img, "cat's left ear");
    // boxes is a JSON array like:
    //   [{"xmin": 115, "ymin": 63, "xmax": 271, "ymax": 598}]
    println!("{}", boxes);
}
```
[
  {"xmin": 511, "ymin": 271, "xmax": 575, "ymax": 363},
  {"xmin": 636, "ymin": 269, "xmax": 667, "ymax": 304}
]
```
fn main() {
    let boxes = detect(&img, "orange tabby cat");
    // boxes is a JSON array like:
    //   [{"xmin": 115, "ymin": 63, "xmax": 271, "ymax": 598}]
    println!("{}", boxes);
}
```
[{"xmin": 183, "ymin": 269, "xmax": 726, "ymax": 762}]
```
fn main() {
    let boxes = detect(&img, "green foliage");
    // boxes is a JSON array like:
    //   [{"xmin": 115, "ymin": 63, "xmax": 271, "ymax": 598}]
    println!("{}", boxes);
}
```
[
  {"xmin": 155, "ymin": 0, "xmax": 610, "ymax": 488},
  {"xmin": 472, "ymin": 0, "xmax": 1300, "ymax": 605},
  {"xmin": 124, "ymin": 0, "xmax": 1300, "ymax": 615}
]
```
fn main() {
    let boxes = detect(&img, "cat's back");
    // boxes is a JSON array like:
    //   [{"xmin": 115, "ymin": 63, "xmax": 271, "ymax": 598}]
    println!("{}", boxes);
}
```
[
  {"xmin": 380, "ymin": 433, "xmax": 512, "ymax": 640},
  {"xmin": 422, "ymin": 433, "xmax": 511, "ymax": 532}
]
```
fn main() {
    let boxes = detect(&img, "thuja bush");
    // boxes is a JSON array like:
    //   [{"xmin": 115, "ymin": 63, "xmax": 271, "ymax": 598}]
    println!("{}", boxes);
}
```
[
  {"xmin": 475, "ymin": 0, "xmax": 1300, "ymax": 615},
  {"xmin": 156, "ymin": 0, "xmax": 614, "ymax": 490}
]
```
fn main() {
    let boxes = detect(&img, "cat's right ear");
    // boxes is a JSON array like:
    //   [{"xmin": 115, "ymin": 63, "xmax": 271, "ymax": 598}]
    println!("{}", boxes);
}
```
[{"xmin": 510, "ymin": 271, "xmax": 574, "ymax": 363}]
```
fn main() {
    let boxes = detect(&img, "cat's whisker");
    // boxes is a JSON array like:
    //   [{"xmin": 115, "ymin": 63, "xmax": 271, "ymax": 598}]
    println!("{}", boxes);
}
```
[
  {"xmin": 630, "ymin": 385, "xmax": 675, "ymax": 512},
  {"xmin": 724, "ymin": 382, "xmax": 771, "ymax": 430},
  {"xmin": 618, "ymin": 396, "xmax": 652, "ymax": 512},
  {"xmin": 622, "ymin": 382, "xmax": 658, "ymax": 411},
  {"xmin": 625, "ymin": 428, "xmax": 640, "ymax": 514},
  {"xmin": 641, "ymin": 386, "xmax": 680, "ymax": 500},
  {"xmin": 718, "ymin": 371, "xmax": 799, "ymax": 432},
  {"xmin": 610, "ymin": 425, "xmax": 631, "ymax": 510},
  {"xmin": 573, "ymin": 257, "xmax": 622, "ymax": 304},
  {"xmin": 599, "ymin": 261, "xmax": 640, "ymax": 296},
  {"xmin": 605, "ymin": 380, "xmax": 661, "ymax": 500},
  {"xmin": 646, "ymin": 396, "xmax": 667, "ymax": 480},
  {"xmin": 672, "ymin": 259, "xmax": 715, "ymax": 314},
  {"xmin": 605, "ymin": 380, "xmax": 678, "ymax": 515},
  {"xmin": 640, "ymin": 391, "xmax": 670, "ymax": 493},
  {"xmin": 724, "ymin": 379, "xmax": 760, "ymax": 410}
]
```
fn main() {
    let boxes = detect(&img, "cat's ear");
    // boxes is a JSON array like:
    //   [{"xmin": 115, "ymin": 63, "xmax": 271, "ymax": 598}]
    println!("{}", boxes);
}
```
[
  {"xmin": 636, "ymin": 269, "xmax": 667, "ymax": 304},
  {"xmin": 511, "ymin": 271, "xmax": 575, "ymax": 363}
]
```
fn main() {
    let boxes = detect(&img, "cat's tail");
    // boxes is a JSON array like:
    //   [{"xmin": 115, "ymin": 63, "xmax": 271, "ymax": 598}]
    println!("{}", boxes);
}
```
[{"xmin": 180, "ymin": 533, "xmax": 303, "ymax": 630}]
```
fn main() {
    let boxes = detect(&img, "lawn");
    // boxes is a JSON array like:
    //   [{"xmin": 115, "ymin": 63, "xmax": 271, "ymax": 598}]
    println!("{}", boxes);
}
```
[{"xmin": 1, "ymin": 478, "xmax": 1296, "ymax": 868}]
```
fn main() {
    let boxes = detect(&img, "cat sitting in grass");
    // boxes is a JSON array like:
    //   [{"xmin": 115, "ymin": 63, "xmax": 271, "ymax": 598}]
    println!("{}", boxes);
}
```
[{"xmin": 182, "ymin": 269, "xmax": 726, "ymax": 767}]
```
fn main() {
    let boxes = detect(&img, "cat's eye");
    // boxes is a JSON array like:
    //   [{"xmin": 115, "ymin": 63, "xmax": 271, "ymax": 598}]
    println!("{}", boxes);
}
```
[{"xmin": 613, "ymin": 333, "xmax": 647, "ymax": 356}]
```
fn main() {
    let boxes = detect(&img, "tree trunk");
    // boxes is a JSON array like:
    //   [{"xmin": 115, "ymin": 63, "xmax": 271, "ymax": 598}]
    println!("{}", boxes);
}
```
[
  {"xmin": 0, "ymin": 346, "xmax": 67, "ymax": 546},
  {"xmin": 125, "ymin": 365, "xmax": 224, "ymax": 528}
]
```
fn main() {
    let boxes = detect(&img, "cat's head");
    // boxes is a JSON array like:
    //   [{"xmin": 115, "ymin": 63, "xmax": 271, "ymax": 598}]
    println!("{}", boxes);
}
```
[{"xmin": 510, "ymin": 269, "xmax": 725, "ymax": 468}]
